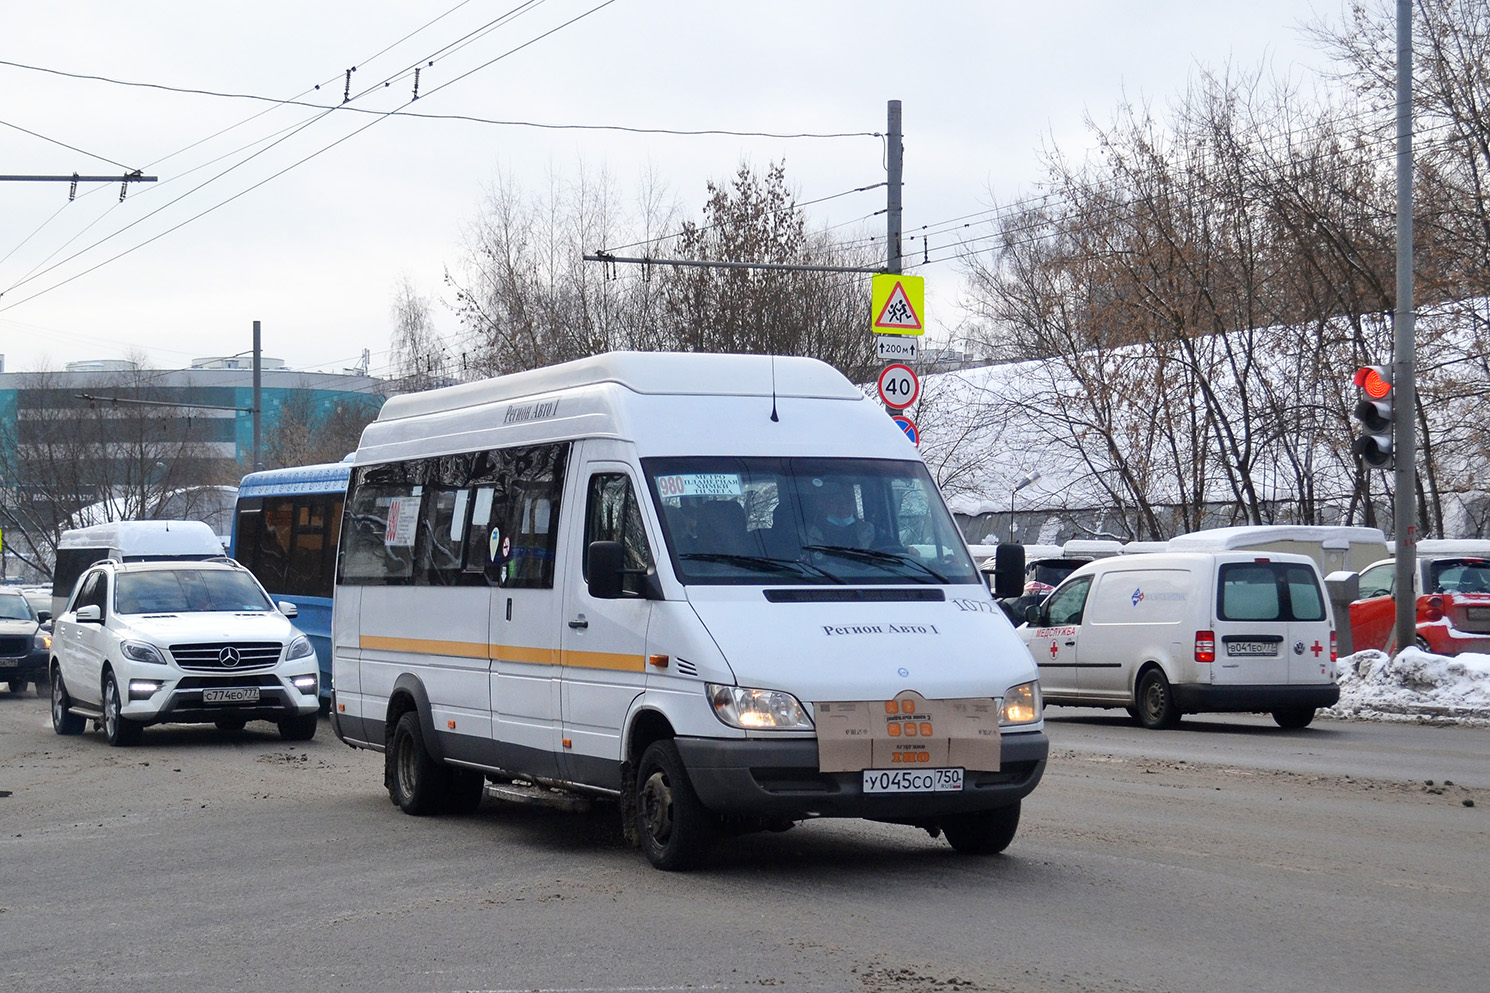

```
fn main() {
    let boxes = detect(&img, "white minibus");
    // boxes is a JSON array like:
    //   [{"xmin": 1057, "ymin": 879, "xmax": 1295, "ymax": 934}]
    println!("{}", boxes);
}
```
[{"xmin": 330, "ymin": 352, "xmax": 1047, "ymax": 869}]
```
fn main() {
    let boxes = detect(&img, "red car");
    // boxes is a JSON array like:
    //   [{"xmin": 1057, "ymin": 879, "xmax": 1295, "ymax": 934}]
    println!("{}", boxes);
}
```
[{"xmin": 1348, "ymin": 542, "xmax": 1490, "ymax": 655}]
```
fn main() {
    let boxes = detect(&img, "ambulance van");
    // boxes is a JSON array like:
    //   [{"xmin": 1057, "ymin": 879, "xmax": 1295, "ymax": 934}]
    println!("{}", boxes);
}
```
[
  {"xmin": 330, "ymin": 352, "xmax": 1046, "ymax": 869},
  {"xmin": 1019, "ymin": 550, "xmax": 1339, "ymax": 730}
]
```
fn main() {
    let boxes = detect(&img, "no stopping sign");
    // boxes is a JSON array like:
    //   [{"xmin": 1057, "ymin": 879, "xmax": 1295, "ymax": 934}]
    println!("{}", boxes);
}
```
[{"xmin": 877, "ymin": 363, "xmax": 919, "ymax": 409}]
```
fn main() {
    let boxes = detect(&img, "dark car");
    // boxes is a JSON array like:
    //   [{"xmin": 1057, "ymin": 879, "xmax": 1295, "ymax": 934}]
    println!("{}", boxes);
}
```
[{"xmin": 0, "ymin": 588, "xmax": 49, "ymax": 696}]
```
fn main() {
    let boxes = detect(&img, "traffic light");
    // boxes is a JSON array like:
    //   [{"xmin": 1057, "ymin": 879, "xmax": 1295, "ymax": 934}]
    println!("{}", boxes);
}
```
[{"xmin": 1351, "ymin": 365, "xmax": 1393, "ymax": 469}]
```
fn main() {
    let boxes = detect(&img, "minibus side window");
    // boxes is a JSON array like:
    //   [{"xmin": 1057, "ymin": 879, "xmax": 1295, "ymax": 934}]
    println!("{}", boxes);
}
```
[
  {"xmin": 339, "ymin": 463, "xmax": 422, "ymax": 585},
  {"xmin": 584, "ymin": 473, "xmax": 654, "ymax": 596},
  {"xmin": 485, "ymin": 442, "xmax": 569, "ymax": 590}
]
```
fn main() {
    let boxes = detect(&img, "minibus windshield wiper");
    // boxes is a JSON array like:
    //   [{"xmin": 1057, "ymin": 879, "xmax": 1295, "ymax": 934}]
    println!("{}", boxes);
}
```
[
  {"xmin": 800, "ymin": 545, "xmax": 951, "ymax": 583},
  {"xmin": 679, "ymin": 552, "xmax": 844, "ymax": 582}
]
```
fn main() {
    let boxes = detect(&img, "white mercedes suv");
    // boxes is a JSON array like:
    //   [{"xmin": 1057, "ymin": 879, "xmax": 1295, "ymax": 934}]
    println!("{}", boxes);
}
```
[{"xmin": 50, "ymin": 558, "xmax": 320, "ymax": 746}]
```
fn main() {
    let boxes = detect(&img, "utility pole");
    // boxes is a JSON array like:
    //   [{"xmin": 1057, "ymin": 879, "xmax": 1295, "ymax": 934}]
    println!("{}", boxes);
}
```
[
  {"xmin": 252, "ymin": 321, "xmax": 263, "ymax": 472},
  {"xmin": 886, "ymin": 99, "xmax": 903, "ymax": 275},
  {"xmin": 1393, "ymin": 0, "xmax": 1417, "ymax": 653}
]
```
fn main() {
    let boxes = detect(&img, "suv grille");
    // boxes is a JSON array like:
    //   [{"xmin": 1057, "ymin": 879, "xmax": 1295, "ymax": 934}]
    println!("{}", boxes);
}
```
[
  {"xmin": 170, "ymin": 642, "xmax": 283, "ymax": 670},
  {"xmin": 0, "ymin": 635, "xmax": 30, "ymax": 658}
]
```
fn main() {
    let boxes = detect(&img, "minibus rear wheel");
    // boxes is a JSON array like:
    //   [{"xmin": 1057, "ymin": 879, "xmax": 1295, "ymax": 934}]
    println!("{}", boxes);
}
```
[
  {"xmin": 635, "ymin": 739, "xmax": 714, "ymax": 870},
  {"xmin": 389, "ymin": 711, "xmax": 445, "ymax": 815},
  {"xmin": 943, "ymin": 802, "xmax": 1021, "ymax": 855}
]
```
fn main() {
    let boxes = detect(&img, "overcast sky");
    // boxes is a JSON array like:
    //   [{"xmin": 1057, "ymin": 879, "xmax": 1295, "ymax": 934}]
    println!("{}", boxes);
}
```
[{"xmin": 0, "ymin": 0, "xmax": 1339, "ymax": 378}]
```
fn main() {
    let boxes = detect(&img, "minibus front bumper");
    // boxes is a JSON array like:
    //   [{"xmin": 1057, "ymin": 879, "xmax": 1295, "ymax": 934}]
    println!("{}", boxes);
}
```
[{"xmin": 674, "ymin": 730, "xmax": 1048, "ymax": 821}]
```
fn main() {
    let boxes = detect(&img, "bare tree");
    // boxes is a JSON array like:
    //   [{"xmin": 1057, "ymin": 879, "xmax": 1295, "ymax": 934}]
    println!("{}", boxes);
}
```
[{"xmin": 388, "ymin": 276, "xmax": 448, "ymax": 393}]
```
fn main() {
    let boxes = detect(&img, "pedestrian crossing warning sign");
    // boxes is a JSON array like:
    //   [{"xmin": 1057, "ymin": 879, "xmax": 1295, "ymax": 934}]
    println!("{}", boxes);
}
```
[{"xmin": 871, "ymin": 274, "xmax": 924, "ymax": 335}]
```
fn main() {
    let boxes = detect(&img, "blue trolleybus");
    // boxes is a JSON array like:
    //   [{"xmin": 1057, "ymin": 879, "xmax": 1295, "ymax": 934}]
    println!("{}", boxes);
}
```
[{"xmin": 231, "ymin": 459, "xmax": 351, "ymax": 711}]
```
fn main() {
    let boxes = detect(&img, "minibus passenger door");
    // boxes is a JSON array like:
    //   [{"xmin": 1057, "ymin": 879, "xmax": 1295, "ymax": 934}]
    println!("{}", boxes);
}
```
[
  {"xmin": 560, "ymin": 466, "xmax": 657, "ymax": 789},
  {"xmin": 1029, "ymin": 576, "xmax": 1090, "ymax": 699}
]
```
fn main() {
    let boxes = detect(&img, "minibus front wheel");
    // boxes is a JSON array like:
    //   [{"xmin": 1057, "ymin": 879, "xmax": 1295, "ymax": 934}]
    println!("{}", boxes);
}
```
[{"xmin": 635, "ymin": 740, "xmax": 715, "ymax": 871}]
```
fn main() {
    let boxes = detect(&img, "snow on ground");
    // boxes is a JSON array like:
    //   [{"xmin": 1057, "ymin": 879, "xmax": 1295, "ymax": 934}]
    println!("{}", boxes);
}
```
[{"xmin": 1328, "ymin": 648, "xmax": 1490, "ymax": 726}]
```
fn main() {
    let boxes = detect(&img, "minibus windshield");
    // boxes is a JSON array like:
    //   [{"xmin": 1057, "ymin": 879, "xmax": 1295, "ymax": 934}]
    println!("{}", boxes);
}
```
[{"xmin": 643, "ymin": 457, "xmax": 979, "ymax": 586}]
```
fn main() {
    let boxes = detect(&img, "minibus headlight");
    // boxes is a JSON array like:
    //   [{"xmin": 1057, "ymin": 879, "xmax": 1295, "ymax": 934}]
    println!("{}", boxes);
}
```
[
  {"xmin": 121, "ymin": 641, "xmax": 167, "ymax": 665},
  {"xmin": 286, "ymin": 636, "xmax": 315, "ymax": 661},
  {"xmin": 1001, "ymin": 681, "xmax": 1042, "ymax": 725},
  {"xmin": 706, "ymin": 683, "xmax": 814, "ymax": 731}
]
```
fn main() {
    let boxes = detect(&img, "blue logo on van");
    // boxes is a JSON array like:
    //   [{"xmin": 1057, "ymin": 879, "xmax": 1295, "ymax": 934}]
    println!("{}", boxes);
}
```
[{"xmin": 1131, "ymin": 587, "xmax": 1145, "ymax": 606}]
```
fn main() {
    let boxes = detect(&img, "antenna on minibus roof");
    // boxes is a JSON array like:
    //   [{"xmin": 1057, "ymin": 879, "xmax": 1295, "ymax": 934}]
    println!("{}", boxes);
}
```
[{"xmin": 769, "ymin": 355, "xmax": 779, "ymax": 423}]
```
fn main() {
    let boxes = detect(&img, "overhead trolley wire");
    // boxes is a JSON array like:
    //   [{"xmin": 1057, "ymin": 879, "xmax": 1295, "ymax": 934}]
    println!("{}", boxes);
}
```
[{"xmin": 0, "ymin": 0, "xmax": 619, "ymax": 315}]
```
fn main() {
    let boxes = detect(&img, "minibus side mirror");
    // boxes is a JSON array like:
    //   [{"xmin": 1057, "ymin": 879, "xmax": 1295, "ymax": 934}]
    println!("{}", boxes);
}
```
[
  {"xmin": 586, "ymin": 541, "xmax": 626, "ymax": 599},
  {"xmin": 992, "ymin": 543, "xmax": 1026, "ymax": 599},
  {"xmin": 75, "ymin": 604, "xmax": 102, "ymax": 623},
  {"xmin": 277, "ymin": 600, "xmax": 299, "ymax": 618}
]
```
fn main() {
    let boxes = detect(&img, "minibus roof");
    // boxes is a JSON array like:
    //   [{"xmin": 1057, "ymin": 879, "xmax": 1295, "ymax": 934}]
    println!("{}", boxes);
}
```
[{"xmin": 374, "ymin": 352, "xmax": 862, "ymax": 423}]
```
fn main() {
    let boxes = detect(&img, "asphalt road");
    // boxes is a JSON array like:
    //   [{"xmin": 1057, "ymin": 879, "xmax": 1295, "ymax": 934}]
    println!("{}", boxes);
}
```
[{"xmin": 1, "ymin": 690, "xmax": 1485, "ymax": 993}]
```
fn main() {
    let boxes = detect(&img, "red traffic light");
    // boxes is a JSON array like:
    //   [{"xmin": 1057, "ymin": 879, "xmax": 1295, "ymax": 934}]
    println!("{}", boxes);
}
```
[{"xmin": 1354, "ymin": 365, "xmax": 1391, "ymax": 399}]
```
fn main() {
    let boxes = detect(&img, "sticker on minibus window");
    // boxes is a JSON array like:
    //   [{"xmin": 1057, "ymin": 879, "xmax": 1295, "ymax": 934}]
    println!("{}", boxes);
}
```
[
  {"xmin": 655, "ymin": 474, "xmax": 744, "ymax": 498},
  {"xmin": 384, "ymin": 496, "xmax": 419, "ymax": 547}
]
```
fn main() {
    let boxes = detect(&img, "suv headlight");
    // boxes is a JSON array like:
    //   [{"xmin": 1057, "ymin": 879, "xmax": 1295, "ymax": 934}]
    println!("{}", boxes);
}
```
[
  {"xmin": 1000, "ymin": 680, "xmax": 1042, "ymax": 725},
  {"xmin": 120, "ymin": 641, "xmax": 167, "ymax": 665},
  {"xmin": 286, "ymin": 636, "xmax": 315, "ymax": 661},
  {"xmin": 34, "ymin": 630, "xmax": 52, "ymax": 652},
  {"xmin": 707, "ymin": 683, "xmax": 814, "ymax": 730}
]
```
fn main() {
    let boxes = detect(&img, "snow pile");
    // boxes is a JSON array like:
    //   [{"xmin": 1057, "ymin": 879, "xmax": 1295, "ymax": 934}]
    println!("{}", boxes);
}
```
[{"xmin": 1329, "ymin": 648, "xmax": 1490, "ymax": 725}]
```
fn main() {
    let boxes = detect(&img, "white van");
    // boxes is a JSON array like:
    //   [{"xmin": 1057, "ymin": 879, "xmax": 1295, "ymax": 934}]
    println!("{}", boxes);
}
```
[
  {"xmin": 1018, "ymin": 550, "xmax": 1339, "ymax": 729},
  {"xmin": 51, "ymin": 520, "xmax": 226, "ymax": 621},
  {"xmin": 330, "ymin": 352, "xmax": 1046, "ymax": 869}
]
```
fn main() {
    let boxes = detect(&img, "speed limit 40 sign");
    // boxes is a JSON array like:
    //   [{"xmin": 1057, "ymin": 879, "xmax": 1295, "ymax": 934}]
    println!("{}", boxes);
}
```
[{"xmin": 877, "ymin": 363, "xmax": 919, "ymax": 409}]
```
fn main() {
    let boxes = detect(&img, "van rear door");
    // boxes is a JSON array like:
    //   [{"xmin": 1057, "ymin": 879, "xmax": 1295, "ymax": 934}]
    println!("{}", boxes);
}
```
[
  {"xmin": 1213, "ymin": 560, "xmax": 1293, "ymax": 685},
  {"xmin": 1212, "ymin": 560, "xmax": 1328, "ymax": 685}
]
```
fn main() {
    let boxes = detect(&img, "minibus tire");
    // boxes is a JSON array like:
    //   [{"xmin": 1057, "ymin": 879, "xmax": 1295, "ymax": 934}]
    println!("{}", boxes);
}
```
[
  {"xmin": 635, "ymin": 740, "xmax": 714, "ymax": 871},
  {"xmin": 1272, "ymin": 707, "xmax": 1317, "ymax": 730},
  {"xmin": 389, "ymin": 711, "xmax": 446, "ymax": 815},
  {"xmin": 943, "ymin": 802, "xmax": 1021, "ymax": 855},
  {"xmin": 51, "ymin": 667, "xmax": 85, "ymax": 735},
  {"xmin": 102, "ymin": 671, "xmax": 142, "ymax": 747},
  {"xmin": 1135, "ymin": 669, "xmax": 1180, "ymax": 730}
]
